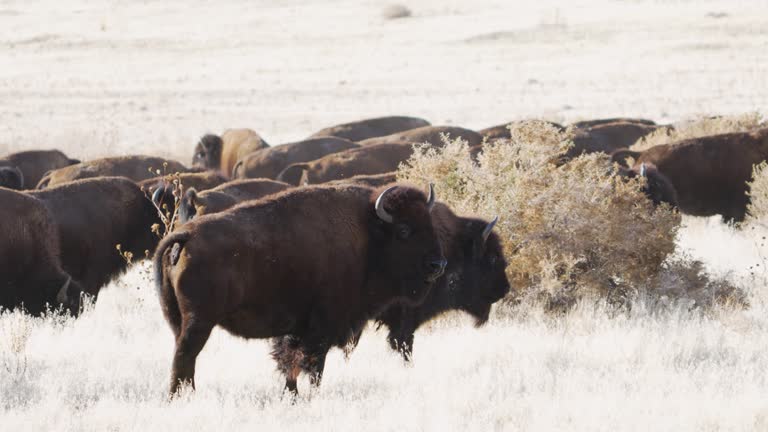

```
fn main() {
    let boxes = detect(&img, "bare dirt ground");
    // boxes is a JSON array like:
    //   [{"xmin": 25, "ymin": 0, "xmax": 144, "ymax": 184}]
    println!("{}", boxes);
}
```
[{"xmin": 1, "ymin": 1, "xmax": 768, "ymax": 430}]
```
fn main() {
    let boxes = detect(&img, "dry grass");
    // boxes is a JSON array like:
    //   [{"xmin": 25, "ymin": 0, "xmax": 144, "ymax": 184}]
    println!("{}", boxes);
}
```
[
  {"xmin": 632, "ymin": 112, "xmax": 766, "ymax": 151},
  {"xmin": 748, "ymin": 161, "xmax": 768, "ymax": 229},
  {"xmin": 399, "ymin": 121, "xmax": 742, "ymax": 311}
]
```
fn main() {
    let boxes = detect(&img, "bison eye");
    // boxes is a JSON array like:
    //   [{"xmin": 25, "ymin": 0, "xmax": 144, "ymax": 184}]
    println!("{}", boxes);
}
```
[{"xmin": 396, "ymin": 225, "xmax": 411, "ymax": 239}]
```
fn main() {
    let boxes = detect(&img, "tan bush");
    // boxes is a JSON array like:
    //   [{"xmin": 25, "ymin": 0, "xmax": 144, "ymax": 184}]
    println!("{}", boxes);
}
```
[
  {"xmin": 747, "ymin": 161, "xmax": 768, "ymax": 227},
  {"xmin": 633, "ymin": 112, "xmax": 766, "ymax": 151},
  {"xmin": 399, "ymin": 121, "xmax": 741, "ymax": 311}
]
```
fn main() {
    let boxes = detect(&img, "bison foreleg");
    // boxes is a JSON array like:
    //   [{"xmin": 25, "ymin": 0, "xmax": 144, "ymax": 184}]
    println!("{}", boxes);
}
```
[{"xmin": 169, "ymin": 320, "xmax": 214, "ymax": 397}]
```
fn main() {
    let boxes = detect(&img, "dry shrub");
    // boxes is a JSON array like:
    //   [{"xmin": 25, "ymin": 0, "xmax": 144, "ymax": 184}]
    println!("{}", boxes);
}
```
[
  {"xmin": 382, "ymin": 4, "xmax": 412, "ymax": 20},
  {"xmin": 399, "ymin": 121, "xmax": 741, "ymax": 311},
  {"xmin": 633, "ymin": 112, "xmax": 766, "ymax": 151},
  {"xmin": 747, "ymin": 161, "xmax": 768, "ymax": 228}
]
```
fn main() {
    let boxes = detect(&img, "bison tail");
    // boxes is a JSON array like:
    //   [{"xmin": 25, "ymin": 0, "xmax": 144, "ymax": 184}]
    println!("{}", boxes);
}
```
[
  {"xmin": 610, "ymin": 148, "xmax": 642, "ymax": 167},
  {"xmin": 153, "ymin": 231, "xmax": 191, "ymax": 335},
  {"xmin": 276, "ymin": 163, "xmax": 309, "ymax": 186}
]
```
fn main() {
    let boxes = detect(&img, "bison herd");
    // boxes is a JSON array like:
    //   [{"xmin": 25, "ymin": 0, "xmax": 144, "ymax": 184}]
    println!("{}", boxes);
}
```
[{"xmin": 1, "ymin": 114, "xmax": 766, "ymax": 397}]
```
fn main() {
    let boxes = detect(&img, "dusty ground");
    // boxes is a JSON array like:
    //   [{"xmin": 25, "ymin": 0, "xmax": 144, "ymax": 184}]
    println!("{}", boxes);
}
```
[{"xmin": 1, "ymin": 0, "xmax": 768, "ymax": 430}]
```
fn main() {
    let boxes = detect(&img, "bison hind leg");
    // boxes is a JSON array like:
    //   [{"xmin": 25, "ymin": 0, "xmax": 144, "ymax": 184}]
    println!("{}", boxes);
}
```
[{"xmin": 169, "ymin": 319, "xmax": 214, "ymax": 397}]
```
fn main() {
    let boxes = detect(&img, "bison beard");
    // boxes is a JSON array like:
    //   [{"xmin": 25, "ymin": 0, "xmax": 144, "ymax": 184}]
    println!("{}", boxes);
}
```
[{"xmin": 154, "ymin": 184, "xmax": 446, "ymax": 397}]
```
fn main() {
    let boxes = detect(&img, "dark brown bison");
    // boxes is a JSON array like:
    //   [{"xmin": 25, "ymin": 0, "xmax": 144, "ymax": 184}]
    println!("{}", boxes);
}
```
[
  {"xmin": 350, "ymin": 204, "xmax": 510, "ymax": 361},
  {"xmin": 611, "ymin": 128, "xmax": 768, "ymax": 222},
  {"xmin": 326, "ymin": 172, "xmax": 398, "ymax": 188},
  {"xmin": 616, "ymin": 162, "xmax": 678, "ymax": 208},
  {"xmin": 36, "ymin": 156, "xmax": 188, "ymax": 189},
  {"xmin": 1, "ymin": 188, "xmax": 82, "ymax": 315},
  {"xmin": 232, "ymin": 137, "xmax": 359, "ymax": 180},
  {"xmin": 308, "ymin": 116, "xmax": 431, "ymax": 141},
  {"xmin": 29, "ymin": 177, "xmax": 161, "ymax": 297},
  {"xmin": 359, "ymin": 125, "xmax": 483, "ymax": 147},
  {"xmin": 191, "ymin": 129, "xmax": 270, "ymax": 176},
  {"xmin": 571, "ymin": 117, "xmax": 657, "ymax": 129},
  {"xmin": 479, "ymin": 120, "xmax": 565, "ymax": 141},
  {"xmin": 139, "ymin": 171, "xmax": 229, "ymax": 218},
  {"xmin": 0, "ymin": 150, "xmax": 80, "ymax": 189},
  {"xmin": 277, "ymin": 143, "xmax": 415, "ymax": 186},
  {"xmin": 177, "ymin": 179, "xmax": 291, "ymax": 223},
  {"xmin": 568, "ymin": 121, "xmax": 660, "ymax": 159},
  {"xmin": 154, "ymin": 184, "xmax": 446, "ymax": 396}
]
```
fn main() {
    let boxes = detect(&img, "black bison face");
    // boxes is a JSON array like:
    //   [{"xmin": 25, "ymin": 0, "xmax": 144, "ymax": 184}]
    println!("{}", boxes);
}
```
[
  {"xmin": 455, "ymin": 218, "xmax": 510, "ymax": 325},
  {"xmin": 0, "ymin": 166, "xmax": 24, "ymax": 190},
  {"xmin": 192, "ymin": 134, "xmax": 223, "ymax": 170},
  {"xmin": 618, "ymin": 163, "xmax": 678, "ymax": 207},
  {"xmin": 370, "ymin": 185, "xmax": 447, "ymax": 306}
]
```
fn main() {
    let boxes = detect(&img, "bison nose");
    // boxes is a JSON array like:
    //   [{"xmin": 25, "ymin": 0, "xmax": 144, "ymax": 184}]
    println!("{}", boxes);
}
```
[{"xmin": 427, "ymin": 258, "xmax": 447, "ymax": 280}]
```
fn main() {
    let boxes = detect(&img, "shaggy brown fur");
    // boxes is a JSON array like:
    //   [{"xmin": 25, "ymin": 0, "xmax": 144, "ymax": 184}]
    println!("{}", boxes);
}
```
[
  {"xmin": 351, "ymin": 203, "xmax": 510, "ymax": 361},
  {"xmin": 359, "ymin": 125, "xmax": 483, "ymax": 147},
  {"xmin": 276, "ymin": 143, "xmax": 416, "ymax": 186},
  {"xmin": 29, "ymin": 177, "xmax": 161, "ymax": 297},
  {"xmin": 612, "ymin": 128, "xmax": 768, "ymax": 222},
  {"xmin": 232, "ymin": 137, "xmax": 359, "ymax": 180},
  {"xmin": 325, "ymin": 172, "xmax": 398, "ymax": 188},
  {"xmin": 568, "ymin": 121, "xmax": 660, "ymax": 159},
  {"xmin": 0, "ymin": 149, "xmax": 79, "ymax": 189},
  {"xmin": 139, "ymin": 171, "xmax": 229, "ymax": 217},
  {"xmin": 177, "ymin": 179, "xmax": 292, "ymax": 223},
  {"xmin": 36, "ymin": 155, "xmax": 188, "ymax": 189},
  {"xmin": 0, "ymin": 188, "xmax": 82, "ymax": 315},
  {"xmin": 308, "ymin": 116, "xmax": 430, "ymax": 141},
  {"xmin": 571, "ymin": 117, "xmax": 657, "ymax": 129},
  {"xmin": 154, "ymin": 184, "xmax": 446, "ymax": 396},
  {"xmin": 192, "ymin": 129, "xmax": 270, "ymax": 176}
]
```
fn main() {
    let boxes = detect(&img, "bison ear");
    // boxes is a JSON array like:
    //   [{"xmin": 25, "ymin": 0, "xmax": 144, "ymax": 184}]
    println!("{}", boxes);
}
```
[
  {"xmin": 185, "ymin": 188, "xmax": 198, "ymax": 206},
  {"xmin": 0, "ymin": 166, "xmax": 24, "ymax": 190}
]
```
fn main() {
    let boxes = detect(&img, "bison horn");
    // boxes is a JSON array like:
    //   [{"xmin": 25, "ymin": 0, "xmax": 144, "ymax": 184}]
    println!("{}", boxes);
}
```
[
  {"xmin": 57, "ymin": 276, "xmax": 71, "ymax": 304},
  {"xmin": 375, "ymin": 186, "xmax": 397, "ymax": 223},
  {"xmin": 640, "ymin": 163, "xmax": 647, "ymax": 177},
  {"xmin": 482, "ymin": 216, "xmax": 499, "ymax": 244},
  {"xmin": 426, "ymin": 183, "xmax": 436, "ymax": 212},
  {"xmin": 151, "ymin": 184, "xmax": 165, "ymax": 207}
]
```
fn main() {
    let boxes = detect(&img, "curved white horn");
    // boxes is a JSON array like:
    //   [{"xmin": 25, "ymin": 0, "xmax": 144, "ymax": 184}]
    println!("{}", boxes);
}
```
[
  {"xmin": 640, "ymin": 163, "xmax": 647, "ymax": 177},
  {"xmin": 375, "ymin": 186, "xmax": 397, "ymax": 223},
  {"xmin": 56, "ymin": 276, "xmax": 71, "ymax": 304},
  {"xmin": 426, "ymin": 183, "xmax": 436, "ymax": 212},
  {"xmin": 482, "ymin": 216, "xmax": 499, "ymax": 243}
]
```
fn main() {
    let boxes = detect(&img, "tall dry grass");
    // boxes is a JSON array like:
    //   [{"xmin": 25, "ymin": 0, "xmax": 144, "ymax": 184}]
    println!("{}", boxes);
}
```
[{"xmin": 399, "ymin": 121, "xmax": 742, "ymax": 310}]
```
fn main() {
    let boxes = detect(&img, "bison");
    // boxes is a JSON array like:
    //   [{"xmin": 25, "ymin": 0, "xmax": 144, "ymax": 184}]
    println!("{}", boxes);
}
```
[
  {"xmin": 349, "ymin": 204, "xmax": 510, "ymax": 361},
  {"xmin": 611, "ymin": 128, "xmax": 768, "ymax": 222},
  {"xmin": 308, "ymin": 116, "xmax": 430, "ymax": 141},
  {"xmin": 359, "ymin": 125, "xmax": 483, "ymax": 147},
  {"xmin": 326, "ymin": 172, "xmax": 398, "ymax": 188},
  {"xmin": 616, "ymin": 162, "xmax": 678, "ymax": 208},
  {"xmin": 176, "ymin": 179, "xmax": 291, "ymax": 223},
  {"xmin": 571, "ymin": 117, "xmax": 657, "ymax": 129},
  {"xmin": 0, "ymin": 188, "xmax": 82, "ymax": 315},
  {"xmin": 478, "ymin": 120, "xmax": 565, "ymax": 141},
  {"xmin": 567, "ymin": 121, "xmax": 661, "ymax": 159},
  {"xmin": 36, "ymin": 155, "xmax": 188, "ymax": 189},
  {"xmin": 191, "ymin": 129, "xmax": 270, "ymax": 176},
  {"xmin": 232, "ymin": 137, "xmax": 359, "ymax": 180},
  {"xmin": 276, "ymin": 143, "xmax": 415, "ymax": 186},
  {"xmin": 0, "ymin": 149, "xmax": 80, "ymax": 189},
  {"xmin": 154, "ymin": 184, "xmax": 446, "ymax": 396},
  {"xmin": 139, "ymin": 171, "xmax": 229, "ymax": 218},
  {"xmin": 29, "ymin": 177, "xmax": 161, "ymax": 297}
]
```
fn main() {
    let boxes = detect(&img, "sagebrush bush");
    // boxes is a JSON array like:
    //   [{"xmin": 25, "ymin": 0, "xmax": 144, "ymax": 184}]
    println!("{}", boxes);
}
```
[
  {"xmin": 747, "ymin": 161, "xmax": 768, "ymax": 227},
  {"xmin": 633, "ymin": 112, "xmax": 766, "ymax": 151},
  {"xmin": 399, "ymin": 121, "xmax": 742, "ymax": 311}
]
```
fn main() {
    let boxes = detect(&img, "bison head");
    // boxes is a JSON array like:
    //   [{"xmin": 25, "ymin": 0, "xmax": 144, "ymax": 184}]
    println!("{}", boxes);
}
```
[
  {"xmin": 453, "ymin": 216, "xmax": 510, "ymax": 325},
  {"xmin": 368, "ymin": 184, "xmax": 446, "ymax": 306},
  {"xmin": 0, "ymin": 165, "xmax": 24, "ymax": 190},
  {"xmin": 192, "ymin": 134, "xmax": 224, "ymax": 170},
  {"xmin": 618, "ymin": 163, "xmax": 678, "ymax": 207}
]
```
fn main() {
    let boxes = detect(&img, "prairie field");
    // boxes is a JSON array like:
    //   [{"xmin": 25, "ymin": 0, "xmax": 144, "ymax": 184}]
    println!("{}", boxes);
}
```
[{"xmin": 1, "ymin": 0, "xmax": 768, "ymax": 430}]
